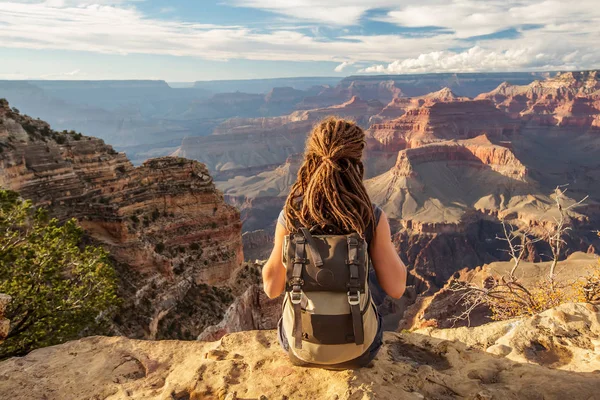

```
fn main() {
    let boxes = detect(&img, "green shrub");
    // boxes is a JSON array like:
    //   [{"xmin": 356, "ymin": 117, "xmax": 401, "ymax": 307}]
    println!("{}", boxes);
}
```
[{"xmin": 0, "ymin": 190, "xmax": 119, "ymax": 358}]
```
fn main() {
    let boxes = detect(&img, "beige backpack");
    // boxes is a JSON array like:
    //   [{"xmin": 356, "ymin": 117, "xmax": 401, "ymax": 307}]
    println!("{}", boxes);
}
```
[{"xmin": 281, "ymin": 227, "xmax": 379, "ymax": 365}]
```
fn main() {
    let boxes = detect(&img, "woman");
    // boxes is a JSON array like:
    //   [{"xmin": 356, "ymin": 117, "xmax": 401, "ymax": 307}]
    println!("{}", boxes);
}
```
[{"xmin": 262, "ymin": 117, "xmax": 407, "ymax": 368}]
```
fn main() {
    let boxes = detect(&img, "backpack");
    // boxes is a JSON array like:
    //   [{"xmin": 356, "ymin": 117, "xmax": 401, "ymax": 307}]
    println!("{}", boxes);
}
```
[{"xmin": 281, "ymin": 227, "xmax": 379, "ymax": 365}]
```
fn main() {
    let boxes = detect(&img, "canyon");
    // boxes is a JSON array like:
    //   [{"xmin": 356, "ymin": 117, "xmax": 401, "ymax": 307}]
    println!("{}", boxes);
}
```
[
  {"xmin": 1, "ymin": 72, "xmax": 600, "ymax": 398},
  {"xmin": 0, "ymin": 99, "xmax": 244, "ymax": 340},
  {"xmin": 172, "ymin": 71, "xmax": 600, "ymax": 329},
  {"xmin": 1, "ymin": 73, "xmax": 545, "ymax": 166},
  {"xmin": 2, "ymin": 70, "xmax": 600, "ymax": 343}
]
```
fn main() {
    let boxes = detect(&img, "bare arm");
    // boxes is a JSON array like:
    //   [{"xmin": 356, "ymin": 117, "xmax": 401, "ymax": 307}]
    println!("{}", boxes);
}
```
[
  {"xmin": 369, "ymin": 211, "xmax": 407, "ymax": 299},
  {"xmin": 262, "ymin": 221, "xmax": 288, "ymax": 299}
]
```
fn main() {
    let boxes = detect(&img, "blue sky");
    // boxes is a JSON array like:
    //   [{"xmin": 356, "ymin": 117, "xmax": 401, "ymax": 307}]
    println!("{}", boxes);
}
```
[{"xmin": 0, "ymin": 0, "xmax": 598, "ymax": 81}]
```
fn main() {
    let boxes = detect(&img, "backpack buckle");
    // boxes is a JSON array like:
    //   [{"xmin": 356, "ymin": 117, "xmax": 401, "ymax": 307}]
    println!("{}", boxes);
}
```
[
  {"xmin": 347, "ymin": 291, "xmax": 361, "ymax": 306},
  {"xmin": 290, "ymin": 278, "xmax": 304, "ymax": 287},
  {"xmin": 290, "ymin": 291, "xmax": 303, "ymax": 305},
  {"xmin": 347, "ymin": 237, "xmax": 359, "ymax": 246}
]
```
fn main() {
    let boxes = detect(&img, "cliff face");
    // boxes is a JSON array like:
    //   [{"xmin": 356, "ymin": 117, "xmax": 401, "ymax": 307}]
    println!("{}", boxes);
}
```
[
  {"xmin": 0, "ymin": 101, "xmax": 243, "ymax": 340},
  {"xmin": 176, "ymin": 96, "xmax": 385, "ymax": 177},
  {"xmin": 174, "ymin": 125, "xmax": 308, "ymax": 176},
  {"xmin": 368, "ymin": 99, "xmax": 519, "ymax": 153},
  {"xmin": 370, "ymin": 87, "xmax": 469, "ymax": 123},
  {"xmin": 2, "ymin": 303, "xmax": 600, "ymax": 400},
  {"xmin": 478, "ymin": 71, "xmax": 600, "ymax": 128},
  {"xmin": 198, "ymin": 283, "xmax": 281, "ymax": 342},
  {"xmin": 297, "ymin": 80, "xmax": 402, "ymax": 110}
]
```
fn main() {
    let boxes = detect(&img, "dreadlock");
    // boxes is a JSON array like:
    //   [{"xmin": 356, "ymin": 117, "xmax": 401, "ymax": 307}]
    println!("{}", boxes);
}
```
[{"xmin": 284, "ymin": 117, "xmax": 375, "ymax": 237}]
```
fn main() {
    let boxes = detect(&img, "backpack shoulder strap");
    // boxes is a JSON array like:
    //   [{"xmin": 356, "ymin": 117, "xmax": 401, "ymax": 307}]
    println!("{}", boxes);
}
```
[
  {"xmin": 290, "ymin": 234, "xmax": 306, "ymax": 349},
  {"xmin": 347, "ymin": 236, "xmax": 365, "ymax": 345},
  {"xmin": 299, "ymin": 227, "xmax": 323, "ymax": 267}
]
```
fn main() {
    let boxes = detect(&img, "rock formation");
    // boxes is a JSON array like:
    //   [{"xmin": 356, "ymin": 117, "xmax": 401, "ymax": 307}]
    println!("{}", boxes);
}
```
[
  {"xmin": 198, "ymin": 283, "xmax": 281, "ymax": 342},
  {"xmin": 478, "ymin": 71, "xmax": 600, "ymax": 128},
  {"xmin": 297, "ymin": 72, "xmax": 547, "ymax": 109},
  {"xmin": 2, "ymin": 303, "xmax": 600, "ymax": 400},
  {"xmin": 242, "ymin": 230, "xmax": 275, "ymax": 261},
  {"xmin": 419, "ymin": 302, "xmax": 600, "ymax": 373},
  {"xmin": 297, "ymin": 80, "xmax": 403, "ymax": 110},
  {"xmin": 0, "ymin": 100, "xmax": 243, "ymax": 340},
  {"xmin": 175, "ymin": 96, "xmax": 385, "ymax": 177},
  {"xmin": 122, "ymin": 73, "xmax": 600, "ymax": 334},
  {"xmin": 368, "ymin": 99, "xmax": 519, "ymax": 152},
  {"xmin": 370, "ymin": 87, "xmax": 469, "ymax": 123},
  {"xmin": 401, "ymin": 252, "xmax": 599, "ymax": 331}
]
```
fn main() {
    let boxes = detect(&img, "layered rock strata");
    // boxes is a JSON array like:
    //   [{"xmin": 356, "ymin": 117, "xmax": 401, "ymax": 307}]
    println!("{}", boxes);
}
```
[
  {"xmin": 175, "ymin": 96, "xmax": 385, "ymax": 176},
  {"xmin": 478, "ymin": 71, "xmax": 600, "ymax": 128},
  {"xmin": 368, "ymin": 99, "xmax": 519, "ymax": 152},
  {"xmin": 370, "ymin": 87, "xmax": 469, "ymax": 123},
  {"xmin": 0, "ymin": 101, "xmax": 243, "ymax": 340},
  {"xmin": 198, "ymin": 283, "xmax": 281, "ymax": 341}
]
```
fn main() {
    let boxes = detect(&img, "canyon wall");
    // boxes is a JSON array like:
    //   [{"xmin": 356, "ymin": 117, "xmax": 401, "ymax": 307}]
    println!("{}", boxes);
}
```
[
  {"xmin": 478, "ymin": 71, "xmax": 600, "ymax": 128},
  {"xmin": 0, "ymin": 100, "xmax": 243, "ymax": 340}
]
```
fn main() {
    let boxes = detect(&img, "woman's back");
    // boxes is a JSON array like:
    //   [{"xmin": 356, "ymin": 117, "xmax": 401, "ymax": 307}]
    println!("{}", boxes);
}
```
[{"xmin": 261, "ymin": 117, "xmax": 407, "ymax": 368}]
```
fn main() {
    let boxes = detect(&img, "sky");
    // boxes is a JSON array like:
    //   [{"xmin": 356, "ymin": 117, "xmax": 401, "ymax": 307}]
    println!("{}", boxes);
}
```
[{"xmin": 0, "ymin": 0, "xmax": 599, "ymax": 81}]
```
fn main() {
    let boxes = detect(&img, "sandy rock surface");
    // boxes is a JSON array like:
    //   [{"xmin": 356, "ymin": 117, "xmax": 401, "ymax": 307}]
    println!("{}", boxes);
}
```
[
  {"xmin": 419, "ymin": 302, "xmax": 600, "ymax": 373},
  {"xmin": 1, "ymin": 327, "xmax": 600, "ymax": 400}
]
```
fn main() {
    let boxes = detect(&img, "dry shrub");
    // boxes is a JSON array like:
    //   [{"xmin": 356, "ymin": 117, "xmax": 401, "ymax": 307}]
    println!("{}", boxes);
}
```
[
  {"xmin": 574, "ymin": 258, "xmax": 600, "ymax": 304},
  {"xmin": 486, "ymin": 277, "xmax": 570, "ymax": 321},
  {"xmin": 453, "ymin": 261, "xmax": 599, "ymax": 325},
  {"xmin": 453, "ymin": 190, "xmax": 594, "ymax": 324}
]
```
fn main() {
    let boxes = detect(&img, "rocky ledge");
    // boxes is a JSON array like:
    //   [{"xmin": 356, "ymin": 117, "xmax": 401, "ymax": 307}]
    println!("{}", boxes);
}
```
[{"xmin": 1, "ymin": 303, "xmax": 599, "ymax": 400}]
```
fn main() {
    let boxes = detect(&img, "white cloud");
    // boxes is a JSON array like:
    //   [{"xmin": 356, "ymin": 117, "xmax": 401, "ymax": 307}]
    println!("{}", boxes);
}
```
[
  {"xmin": 0, "ymin": 0, "xmax": 599, "ymax": 75},
  {"xmin": 334, "ymin": 61, "xmax": 353, "ymax": 72},
  {"xmin": 361, "ymin": 46, "xmax": 587, "ymax": 74},
  {"xmin": 0, "ymin": 1, "xmax": 454, "ymax": 62},
  {"xmin": 227, "ymin": 0, "xmax": 388, "ymax": 25},
  {"xmin": 39, "ymin": 69, "xmax": 82, "ymax": 78},
  {"xmin": 382, "ymin": 0, "xmax": 600, "ymax": 39}
]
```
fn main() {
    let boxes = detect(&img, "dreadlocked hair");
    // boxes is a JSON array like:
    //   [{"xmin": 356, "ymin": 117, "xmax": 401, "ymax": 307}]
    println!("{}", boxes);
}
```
[{"xmin": 284, "ymin": 117, "xmax": 375, "ymax": 237}]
